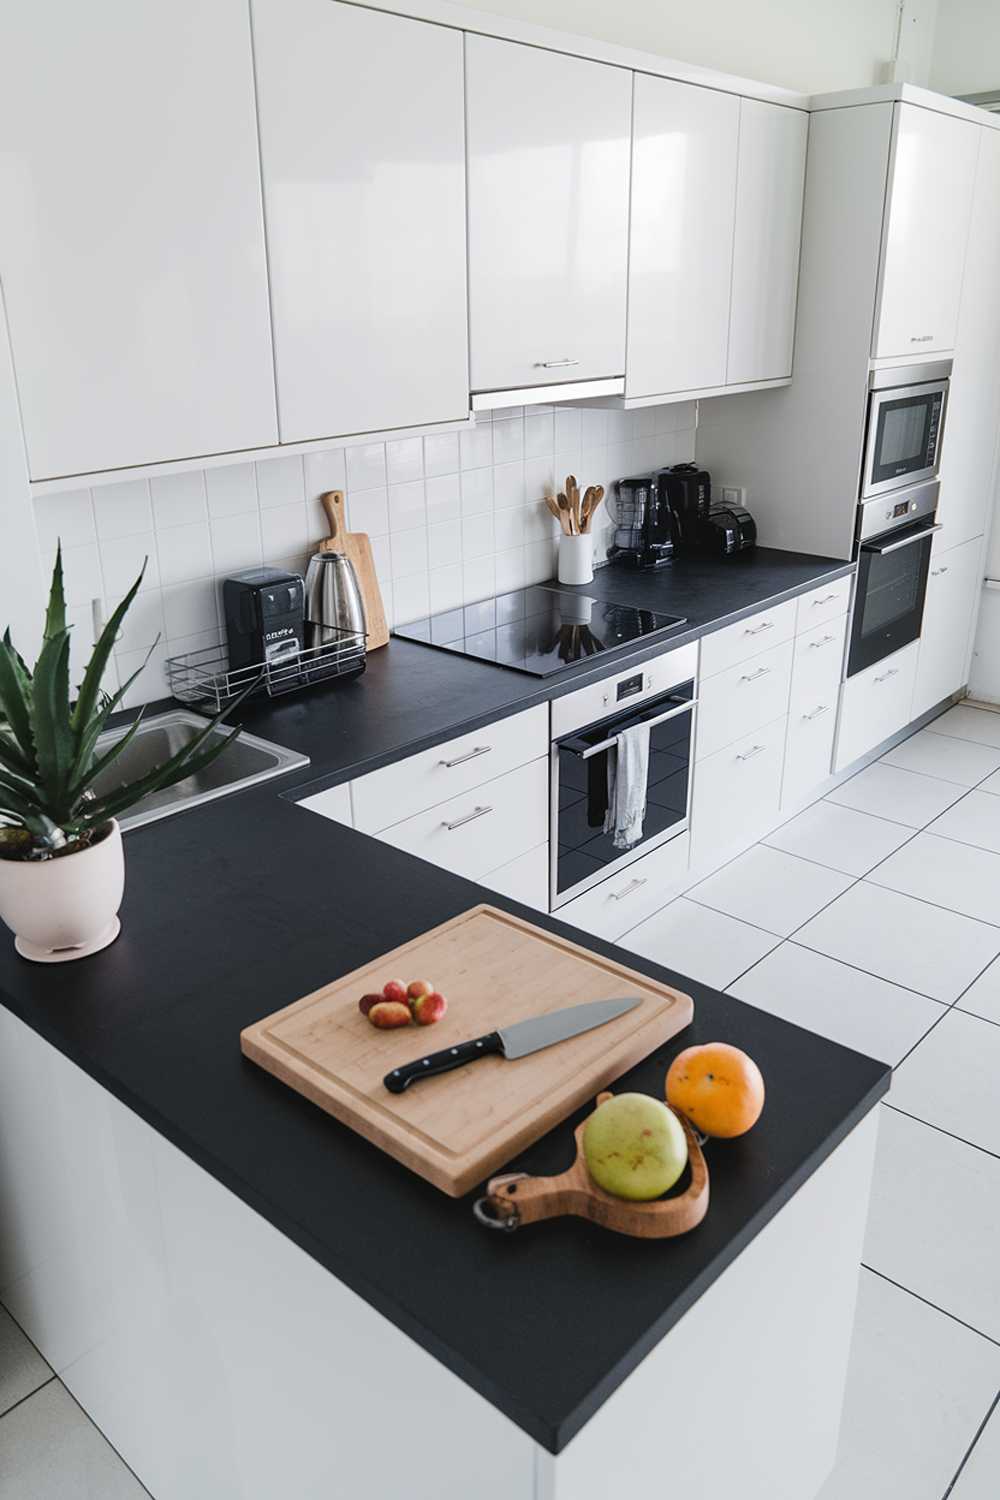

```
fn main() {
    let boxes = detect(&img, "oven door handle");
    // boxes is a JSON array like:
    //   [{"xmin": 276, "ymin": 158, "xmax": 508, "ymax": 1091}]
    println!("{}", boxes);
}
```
[
  {"xmin": 863, "ymin": 522, "xmax": 943, "ymax": 556},
  {"xmin": 562, "ymin": 697, "xmax": 697, "ymax": 761}
]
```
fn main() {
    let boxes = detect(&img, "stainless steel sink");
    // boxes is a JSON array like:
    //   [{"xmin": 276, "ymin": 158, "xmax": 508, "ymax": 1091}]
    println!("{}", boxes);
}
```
[{"xmin": 91, "ymin": 709, "xmax": 309, "ymax": 831}]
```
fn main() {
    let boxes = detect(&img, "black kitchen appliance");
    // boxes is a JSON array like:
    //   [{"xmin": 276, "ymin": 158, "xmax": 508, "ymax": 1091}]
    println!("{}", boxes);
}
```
[
  {"xmin": 607, "ymin": 475, "xmax": 676, "ymax": 568},
  {"xmin": 847, "ymin": 478, "xmax": 941, "ymax": 677},
  {"xmin": 223, "ymin": 567, "xmax": 305, "ymax": 673},
  {"xmin": 701, "ymin": 505, "xmax": 758, "ymax": 556},
  {"xmin": 658, "ymin": 464, "xmax": 711, "ymax": 550}
]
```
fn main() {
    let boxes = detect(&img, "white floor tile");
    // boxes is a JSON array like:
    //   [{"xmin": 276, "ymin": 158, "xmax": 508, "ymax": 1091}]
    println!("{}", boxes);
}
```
[
  {"xmin": 928, "ymin": 703, "xmax": 1000, "ymax": 750},
  {"xmin": 687, "ymin": 844, "xmax": 852, "ymax": 938},
  {"xmin": 976, "ymin": 764, "xmax": 1000, "ymax": 798},
  {"xmin": 623, "ymin": 898, "xmax": 780, "ymax": 991},
  {"xmin": 864, "ymin": 1105, "xmax": 1000, "ymax": 1344},
  {"xmin": 927, "ymin": 789, "xmax": 1000, "ymax": 856},
  {"xmin": 0, "ymin": 1307, "xmax": 50, "ymax": 1418},
  {"xmin": 816, "ymin": 1268, "xmax": 1000, "ymax": 1500},
  {"xmin": 795, "ymin": 882, "xmax": 1000, "ymax": 1003},
  {"xmin": 765, "ymin": 800, "xmax": 913, "ymax": 877},
  {"xmin": 883, "ymin": 728, "xmax": 1000, "ymax": 787},
  {"xmin": 867, "ymin": 831, "xmax": 1000, "ymax": 928},
  {"xmin": 890, "ymin": 1008, "xmax": 1000, "ymax": 1156},
  {"xmin": 0, "ymin": 1380, "xmax": 149, "ymax": 1498},
  {"xmin": 957, "ymin": 954, "xmax": 1000, "ymax": 1026},
  {"xmin": 827, "ymin": 761, "xmax": 966, "ymax": 828},
  {"xmin": 727, "ymin": 943, "xmax": 943, "ymax": 1066},
  {"xmin": 950, "ymin": 1400, "xmax": 1000, "ymax": 1499}
]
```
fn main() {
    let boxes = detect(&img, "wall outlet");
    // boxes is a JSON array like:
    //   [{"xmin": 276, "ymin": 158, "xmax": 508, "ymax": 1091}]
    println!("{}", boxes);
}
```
[{"xmin": 720, "ymin": 485, "xmax": 747, "ymax": 508}]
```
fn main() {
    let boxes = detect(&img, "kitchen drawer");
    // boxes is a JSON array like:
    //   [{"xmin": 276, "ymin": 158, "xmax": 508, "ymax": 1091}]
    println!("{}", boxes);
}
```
[
  {"xmin": 781, "ymin": 699, "xmax": 838, "ymax": 810},
  {"xmin": 690, "ymin": 716, "xmax": 786, "ymax": 873},
  {"xmin": 794, "ymin": 576, "xmax": 852, "ymax": 633},
  {"xmin": 696, "ymin": 639, "xmax": 793, "ymax": 760},
  {"xmin": 834, "ymin": 643, "xmax": 919, "ymax": 773},
  {"xmin": 352, "ymin": 705, "xmax": 547, "ymax": 834},
  {"xmin": 378, "ymin": 758, "xmax": 548, "ymax": 882},
  {"xmin": 699, "ymin": 599, "xmax": 796, "ymax": 679},
  {"xmin": 556, "ymin": 833, "xmax": 690, "ymax": 944},
  {"xmin": 297, "ymin": 781, "xmax": 353, "ymax": 826},
  {"xmin": 480, "ymin": 843, "xmax": 549, "ymax": 912},
  {"xmin": 789, "ymin": 615, "xmax": 848, "ymax": 719}
]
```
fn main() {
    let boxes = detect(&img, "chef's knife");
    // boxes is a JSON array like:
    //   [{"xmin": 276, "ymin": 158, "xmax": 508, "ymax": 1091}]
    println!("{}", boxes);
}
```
[{"xmin": 383, "ymin": 995, "xmax": 641, "ymax": 1094}]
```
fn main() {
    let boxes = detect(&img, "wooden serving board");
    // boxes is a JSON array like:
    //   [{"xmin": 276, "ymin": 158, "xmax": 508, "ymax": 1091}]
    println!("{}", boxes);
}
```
[
  {"xmin": 240, "ymin": 905, "xmax": 693, "ymax": 1196},
  {"xmin": 318, "ymin": 490, "xmax": 389, "ymax": 649}
]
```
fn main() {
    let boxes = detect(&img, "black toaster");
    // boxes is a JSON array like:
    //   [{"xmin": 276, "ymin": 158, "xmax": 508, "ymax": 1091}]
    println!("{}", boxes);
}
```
[{"xmin": 223, "ymin": 567, "xmax": 305, "ymax": 672}]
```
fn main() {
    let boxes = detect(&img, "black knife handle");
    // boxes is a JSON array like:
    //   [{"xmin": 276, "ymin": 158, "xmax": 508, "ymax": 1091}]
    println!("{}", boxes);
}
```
[{"xmin": 383, "ymin": 1031, "xmax": 504, "ymax": 1094}]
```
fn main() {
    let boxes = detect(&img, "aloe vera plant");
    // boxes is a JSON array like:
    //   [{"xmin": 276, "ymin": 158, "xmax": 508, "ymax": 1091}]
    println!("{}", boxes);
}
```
[{"xmin": 0, "ymin": 548, "xmax": 245, "ymax": 861}]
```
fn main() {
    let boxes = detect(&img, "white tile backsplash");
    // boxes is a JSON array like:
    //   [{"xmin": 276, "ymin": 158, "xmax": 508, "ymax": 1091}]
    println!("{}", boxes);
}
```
[{"xmin": 33, "ymin": 405, "xmax": 696, "ymax": 703}]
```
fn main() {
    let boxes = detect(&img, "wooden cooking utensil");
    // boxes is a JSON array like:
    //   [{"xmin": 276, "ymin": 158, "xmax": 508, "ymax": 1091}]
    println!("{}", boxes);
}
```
[
  {"xmin": 556, "ymin": 491, "xmax": 576, "ymax": 535},
  {"xmin": 544, "ymin": 493, "xmax": 566, "ymax": 532},
  {"xmin": 476, "ymin": 1092, "xmax": 709, "ymax": 1238},
  {"xmin": 318, "ymin": 490, "xmax": 389, "ymax": 650},
  {"xmin": 565, "ymin": 474, "xmax": 582, "ymax": 536}
]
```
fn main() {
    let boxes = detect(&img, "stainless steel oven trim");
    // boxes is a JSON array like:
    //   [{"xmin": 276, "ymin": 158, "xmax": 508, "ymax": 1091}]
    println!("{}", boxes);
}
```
[
  {"xmin": 864, "ymin": 521, "xmax": 943, "ymax": 556},
  {"xmin": 561, "ymin": 697, "xmax": 698, "ymax": 760},
  {"xmin": 861, "ymin": 376, "xmax": 949, "ymax": 500}
]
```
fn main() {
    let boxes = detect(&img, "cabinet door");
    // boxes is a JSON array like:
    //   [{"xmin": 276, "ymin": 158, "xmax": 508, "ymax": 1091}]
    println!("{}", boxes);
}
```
[
  {"xmin": 0, "ymin": 0, "xmax": 276, "ymax": 479},
  {"xmin": 726, "ymin": 101, "xmax": 808, "ymax": 385},
  {"xmin": 466, "ymin": 36, "xmax": 631, "ymax": 394},
  {"xmin": 627, "ymin": 76, "xmax": 739, "ymax": 399},
  {"xmin": 912, "ymin": 537, "xmax": 983, "ymax": 719},
  {"xmin": 834, "ymin": 643, "xmax": 918, "ymax": 772},
  {"xmin": 252, "ymin": 0, "xmax": 468, "ymax": 444},
  {"xmin": 937, "ymin": 128, "xmax": 1000, "ymax": 552},
  {"xmin": 873, "ymin": 105, "xmax": 978, "ymax": 359}
]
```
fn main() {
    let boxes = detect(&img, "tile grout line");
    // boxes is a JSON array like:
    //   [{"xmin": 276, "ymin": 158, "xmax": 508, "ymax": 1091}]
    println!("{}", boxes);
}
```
[
  {"xmin": 942, "ymin": 1386, "xmax": 1000, "ymax": 1499},
  {"xmin": 862, "ymin": 1265, "xmax": 1000, "ymax": 1351},
  {"xmin": 0, "ymin": 1374, "xmax": 57, "ymax": 1426},
  {"xmin": 882, "ymin": 1099, "xmax": 1000, "ymax": 1166},
  {"xmin": 56, "ymin": 1377, "xmax": 155, "ymax": 1497}
]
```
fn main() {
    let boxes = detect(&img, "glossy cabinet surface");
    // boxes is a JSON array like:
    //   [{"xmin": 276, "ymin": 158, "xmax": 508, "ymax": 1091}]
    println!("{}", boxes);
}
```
[
  {"xmin": 834, "ymin": 642, "xmax": 919, "ymax": 772},
  {"xmin": 700, "ymin": 599, "xmax": 797, "ymax": 678},
  {"xmin": 465, "ymin": 35, "xmax": 631, "ymax": 394},
  {"xmin": 695, "ymin": 639, "xmax": 794, "ymax": 761},
  {"xmin": 727, "ymin": 101, "xmax": 809, "ymax": 385},
  {"xmin": 627, "ymin": 76, "xmax": 739, "ymax": 398},
  {"xmin": 690, "ymin": 715, "xmax": 787, "ymax": 873},
  {"xmin": 253, "ymin": 0, "xmax": 468, "ymax": 443},
  {"xmin": 912, "ymin": 536, "xmax": 982, "ymax": 720},
  {"xmin": 0, "ymin": 0, "xmax": 277, "ymax": 479},
  {"xmin": 873, "ymin": 104, "xmax": 979, "ymax": 360}
]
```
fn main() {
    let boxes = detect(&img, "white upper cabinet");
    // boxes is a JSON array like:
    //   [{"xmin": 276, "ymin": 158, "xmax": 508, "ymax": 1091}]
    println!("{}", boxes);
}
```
[
  {"xmin": 252, "ymin": 0, "xmax": 469, "ymax": 443},
  {"xmin": 873, "ymin": 104, "xmax": 979, "ymax": 360},
  {"xmin": 465, "ymin": 37, "xmax": 631, "ymax": 395},
  {"xmin": 0, "ymin": 0, "xmax": 277, "ymax": 480},
  {"xmin": 627, "ymin": 77, "xmax": 740, "ymax": 399},
  {"xmin": 726, "ymin": 100, "xmax": 808, "ymax": 386}
]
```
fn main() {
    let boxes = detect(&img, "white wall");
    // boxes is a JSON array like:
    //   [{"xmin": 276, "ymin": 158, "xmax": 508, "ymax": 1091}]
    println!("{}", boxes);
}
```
[
  {"xmin": 451, "ymin": 0, "xmax": 902, "ymax": 93},
  {"xmin": 0, "ymin": 293, "xmax": 43, "ymax": 658},
  {"xmin": 929, "ymin": 0, "xmax": 1000, "ymax": 97}
]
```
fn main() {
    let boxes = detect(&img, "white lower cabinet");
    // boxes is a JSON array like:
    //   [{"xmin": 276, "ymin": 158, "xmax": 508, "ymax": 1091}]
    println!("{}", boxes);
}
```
[
  {"xmin": 296, "ymin": 781, "xmax": 353, "ymax": 826},
  {"xmin": 555, "ymin": 833, "xmax": 691, "ymax": 944},
  {"xmin": 911, "ymin": 536, "xmax": 983, "ymax": 720},
  {"xmin": 696, "ymin": 639, "xmax": 793, "ymax": 760},
  {"xmin": 480, "ymin": 844, "xmax": 549, "ymax": 912},
  {"xmin": 782, "ymin": 701, "xmax": 838, "ymax": 810},
  {"xmin": 690, "ymin": 716, "xmax": 787, "ymax": 873},
  {"xmin": 834, "ymin": 642, "xmax": 919, "ymax": 773}
]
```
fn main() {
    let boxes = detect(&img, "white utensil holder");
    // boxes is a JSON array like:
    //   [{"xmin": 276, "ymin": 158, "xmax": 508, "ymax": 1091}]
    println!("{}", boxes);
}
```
[{"xmin": 558, "ymin": 532, "xmax": 593, "ymax": 586}]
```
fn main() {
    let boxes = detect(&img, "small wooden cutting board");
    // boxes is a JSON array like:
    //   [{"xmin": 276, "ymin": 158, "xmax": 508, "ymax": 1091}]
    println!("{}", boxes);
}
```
[
  {"xmin": 240, "ymin": 905, "xmax": 694, "ymax": 1196},
  {"xmin": 319, "ymin": 489, "xmax": 389, "ymax": 649}
]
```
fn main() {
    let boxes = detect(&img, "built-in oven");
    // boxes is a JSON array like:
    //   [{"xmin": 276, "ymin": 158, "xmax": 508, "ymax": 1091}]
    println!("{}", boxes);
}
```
[
  {"xmin": 550, "ymin": 645, "xmax": 697, "ymax": 907},
  {"xmin": 847, "ymin": 479, "xmax": 941, "ymax": 677},
  {"xmin": 860, "ymin": 360, "xmax": 950, "ymax": 499}
]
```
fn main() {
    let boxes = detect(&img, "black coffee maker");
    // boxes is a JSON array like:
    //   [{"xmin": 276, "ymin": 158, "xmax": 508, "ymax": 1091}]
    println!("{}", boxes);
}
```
[
  {"xmin": 607, "ymin": 474, "xmax": 676, "ymax": 568},
  {"xmin": 658, "ymin": 464, "xmax": 712, "ymax": 549}
]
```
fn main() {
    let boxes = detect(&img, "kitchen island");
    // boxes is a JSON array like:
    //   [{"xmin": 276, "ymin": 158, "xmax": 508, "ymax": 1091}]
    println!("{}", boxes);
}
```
[{"xmin": 0, "ymin": 550, "xmax": 886, "ymax": 1500}]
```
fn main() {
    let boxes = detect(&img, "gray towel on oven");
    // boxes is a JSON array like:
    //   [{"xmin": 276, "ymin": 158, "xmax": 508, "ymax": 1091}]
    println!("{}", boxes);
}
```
[{"xmin": 604, "ymin": 722, "xmax": 651, "ymax": 850}]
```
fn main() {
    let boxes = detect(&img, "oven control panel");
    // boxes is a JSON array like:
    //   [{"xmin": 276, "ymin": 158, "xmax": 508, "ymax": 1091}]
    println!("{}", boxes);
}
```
[{"xmin": 551, "ymin": 640, "xmax": 699, "ymax": 739}]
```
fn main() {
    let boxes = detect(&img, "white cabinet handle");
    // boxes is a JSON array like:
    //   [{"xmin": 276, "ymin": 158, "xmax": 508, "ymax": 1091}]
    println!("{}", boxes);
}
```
[
  {"xmin": 535, "ymin": 359, "xmax": 580, "ymax": 369},
  {"xmin": 910, "ymin": 334, "xmax": 934, "ymax": 343},
  {"xmin": 808, "ymin": 634, "xmax": 837, "ymax": 650},
  {"xmin": 743, "ymin": 621, "xmax": 774, "ymax": 637},
  {"xmin": 440, "ymin": 745, "xmax": 492, "ymax": 768},
  {"xmin": 811, "ymin": 593, "xmax": 839, "ymax": 606},
  {"xmin": 740, "ymin": 666, "xmax": 771, "ymax": 682},
  {"xmin": 442, "ymin": 805, "xmax": 492, "ymax": 831},
  {"xmin": 931, "ymin": 566, "xmax": 950, "ymax": 577},
  {"xmin": 802, "ymin": 704, "xmax": 832, "ymax": 721},
  {"xmin": 609, "ymin": 877, "xmax": 648, "ymax": 902},
  {"xmin": 736, "ymin": 744, "xmax": 767, "ymax": 762},
  {"xmin": 874, "ymin": 668, "xmax": 899, "ymax": 684}
]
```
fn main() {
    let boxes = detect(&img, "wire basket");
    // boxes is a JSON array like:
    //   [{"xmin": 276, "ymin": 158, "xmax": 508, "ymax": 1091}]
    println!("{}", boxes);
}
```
[{"xmin": 165, "ymin": 628, "xmax": 366, "ymax": 712}]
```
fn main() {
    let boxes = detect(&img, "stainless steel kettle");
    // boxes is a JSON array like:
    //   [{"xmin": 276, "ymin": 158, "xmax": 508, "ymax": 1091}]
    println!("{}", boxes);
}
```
[{"xmin": 303, "ymin": 551, "xmax": 367, "ymax": 650}]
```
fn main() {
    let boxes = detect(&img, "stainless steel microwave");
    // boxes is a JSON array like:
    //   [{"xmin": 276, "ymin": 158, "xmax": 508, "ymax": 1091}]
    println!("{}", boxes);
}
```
[{"xmin": 860, "ymin": 361, "xmax": 950, "ymax": 500}]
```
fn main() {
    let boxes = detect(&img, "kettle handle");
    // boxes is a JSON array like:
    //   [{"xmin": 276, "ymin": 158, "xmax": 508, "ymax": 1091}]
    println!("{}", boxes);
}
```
[{"xmin": 321, "ymin": 490, "xmax": 346, "ymax": 547}]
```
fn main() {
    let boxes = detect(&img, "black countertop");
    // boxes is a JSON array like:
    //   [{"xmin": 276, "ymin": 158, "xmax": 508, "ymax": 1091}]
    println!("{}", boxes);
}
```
[{"xmin": 0, "ymin": 549, "xmax": 885, "ymax": 1456}]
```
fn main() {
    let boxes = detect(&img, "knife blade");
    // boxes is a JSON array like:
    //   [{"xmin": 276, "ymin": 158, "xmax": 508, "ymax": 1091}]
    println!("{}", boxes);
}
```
[{"xmin": 383, "ymin": 995, "xmax": 641, "ymax": 1094}]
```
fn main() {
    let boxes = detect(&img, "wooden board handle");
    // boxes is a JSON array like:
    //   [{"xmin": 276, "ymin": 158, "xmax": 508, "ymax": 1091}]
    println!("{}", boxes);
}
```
[{"xmin": 320, "ymin": 490, "xmax": 346, "ymax": 549}]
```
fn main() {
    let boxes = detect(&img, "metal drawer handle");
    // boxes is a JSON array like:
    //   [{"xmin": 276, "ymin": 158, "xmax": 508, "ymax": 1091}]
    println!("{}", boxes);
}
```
[
  {"xmin": 743, "ymin": 621, "xmax": 774, "ymax": 637},
  {"xmin": 931, "ymin": 566, "xmax": 950, "ymax": 577},
  {"xmin": 802, "ymin": 705, "xmax": 832, "ymax": 721},
  {"xmin": 736, "ymin": 744, "xmax": 767, "ymax": 762},
  {"xmin": 811, "ymin": 593, "xmax": 840, "ymax": 606},
  {"xmin": 536, "ymin": 359, "xmax": 580, "ymax": 369},
  {"xmin": 740, "ymin": 666, "xmax": 771, "ymax": 682},
  {"xmin": 874, "ymin": 668, "xmax": 899, "ymax": 684},
  {"xmin": 609, "ymin": 877, "xmax": 649, "ymax": 902},
  {"xmin": 440, "ymin": 745, "xmax": 492, "ymax": 768},
  {"xmin": 442, "ymin": 805, "xmax": 493, "ymax": 831},
  {"xmin": 808, "ymin": 635, "xmax": 836, "ymax": 650}
]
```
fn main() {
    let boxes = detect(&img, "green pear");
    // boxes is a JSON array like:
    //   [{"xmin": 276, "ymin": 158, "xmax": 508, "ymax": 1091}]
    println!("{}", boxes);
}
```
[{"xmin": 582, "ymin": 1093, "xmax": 688, "ymax": 1201}]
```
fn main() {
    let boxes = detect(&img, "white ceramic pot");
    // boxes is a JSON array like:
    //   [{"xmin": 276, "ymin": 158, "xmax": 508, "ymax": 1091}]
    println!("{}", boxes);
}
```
[
  {"xmin": 0, "ymin": 821, "xmax": 124, "ymax": 963},
  {"xmin": 558, "ymin": 532, "xmax": 594, "ymax": 586}
]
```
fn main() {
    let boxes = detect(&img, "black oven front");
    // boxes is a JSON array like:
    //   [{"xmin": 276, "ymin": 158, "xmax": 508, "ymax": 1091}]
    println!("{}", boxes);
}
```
[{"xmin": 848, "ymin": 482, "xmax": 942, "ymax": 677}]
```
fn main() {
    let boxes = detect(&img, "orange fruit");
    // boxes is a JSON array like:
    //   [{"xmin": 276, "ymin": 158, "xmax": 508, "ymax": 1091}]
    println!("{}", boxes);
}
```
[{"xmin": 666, "ymin": 1042, "xmax": 764, "ymax": 1138}]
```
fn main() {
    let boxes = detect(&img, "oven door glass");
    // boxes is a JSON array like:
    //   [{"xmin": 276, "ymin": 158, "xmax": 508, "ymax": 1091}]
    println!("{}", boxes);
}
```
[
  {"xmin": 847, "ymin": 522, "xmax": 934, "ymax": 676},
  {"xmin": 554, "ymin": 683, "xmax": 694, "ymax": 902},
  {"xmin": 864, "ymin": 386, "xmax": 945, "ymax": 496}
]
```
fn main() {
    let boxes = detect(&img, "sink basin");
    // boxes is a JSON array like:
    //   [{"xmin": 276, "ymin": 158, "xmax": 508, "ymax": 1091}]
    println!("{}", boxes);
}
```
[{"xmin": 91, "ymin": 709, "xmax": 309, "ymax": 831}]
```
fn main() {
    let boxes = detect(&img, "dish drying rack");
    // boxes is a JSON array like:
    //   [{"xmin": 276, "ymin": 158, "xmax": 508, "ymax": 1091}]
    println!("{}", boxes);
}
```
[{"xmin": 165, "ymin": 628, "xmax": 366, "ymax": 711}]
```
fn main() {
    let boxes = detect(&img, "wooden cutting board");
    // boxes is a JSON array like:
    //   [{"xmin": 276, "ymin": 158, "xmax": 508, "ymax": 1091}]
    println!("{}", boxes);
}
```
[
  {"xmin": 240, "ymin": 904, "xmax": 694, "ymax": 1196},
  {"xmin": 319, "ymin": 489, "xmax": 389, "ymax": 649}
]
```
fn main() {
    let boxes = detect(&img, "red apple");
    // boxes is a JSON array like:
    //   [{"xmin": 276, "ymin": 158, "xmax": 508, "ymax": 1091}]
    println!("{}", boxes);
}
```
[
  {"xmin": 368, "ymin": 1000, "xmax": 412, "ymax": 1029},
  {"xmin": 407, "ymin": 979, "xmax": 434, "ymax": 1003},
  {"xmin": 382, "ymin": 980, "xmax": 408, "ymax": 1005},
  {"xmin": 359, "ymin": 993, "xmax": 384, "ymax": 1017},
  {"xmin": 412, "ymin": 990, "xmax": 447, "ymax": 1026}
]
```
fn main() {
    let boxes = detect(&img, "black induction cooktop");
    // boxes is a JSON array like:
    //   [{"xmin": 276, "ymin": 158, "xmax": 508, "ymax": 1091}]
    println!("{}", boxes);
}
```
[{"xmin": 392, "ymin": 585, "xmax": 686, "ymax": 677}]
